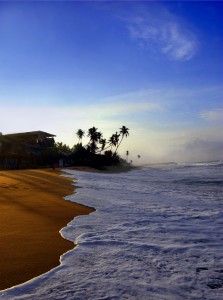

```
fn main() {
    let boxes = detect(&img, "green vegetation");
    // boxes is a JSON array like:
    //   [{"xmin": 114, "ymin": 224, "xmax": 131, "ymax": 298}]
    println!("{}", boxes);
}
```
[
  {"xmin": 76, "ymin": 129, "xmax": 85, "ymax": 145},
  {"xmin": 69, "ymin": 125, "xmax": 130, "ymax": 168},
  {"xmin": 39, "ymin": 126, "xmax": 130, "ymax": 169},
  {"xmin": 82, "ymin": 125, "xmax": 129, "ymax": 155}
]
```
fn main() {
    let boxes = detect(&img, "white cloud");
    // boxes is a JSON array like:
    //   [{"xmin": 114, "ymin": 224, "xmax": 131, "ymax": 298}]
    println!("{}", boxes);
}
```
[
  {"xmin": 120, "ymin": 3, "xmax": 198, "ymax": 61},
  {"xmin": 160, "ymin": 22, "xmax": 197, "ymax": 61},
  {"xmin": 199, "ymin": 108, "xmax": 223, "ymax": 122}
]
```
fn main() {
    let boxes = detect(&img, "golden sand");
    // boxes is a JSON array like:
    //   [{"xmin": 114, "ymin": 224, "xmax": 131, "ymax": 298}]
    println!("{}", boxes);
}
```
[{"xmin": 0, "ymin": 168, "xmax": 94, "ymax": 291}]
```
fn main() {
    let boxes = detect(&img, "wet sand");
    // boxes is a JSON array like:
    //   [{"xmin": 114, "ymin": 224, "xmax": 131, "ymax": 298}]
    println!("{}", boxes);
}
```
[{"xmin": 0, "ymin": 168, "xmax": 94, "ymax": 291}]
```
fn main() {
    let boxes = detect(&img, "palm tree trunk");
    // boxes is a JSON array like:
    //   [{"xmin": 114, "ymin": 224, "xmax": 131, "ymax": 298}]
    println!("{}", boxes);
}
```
[{"xmin": 115, "ymin": 136, "xmax": 123, "ymax": 154}]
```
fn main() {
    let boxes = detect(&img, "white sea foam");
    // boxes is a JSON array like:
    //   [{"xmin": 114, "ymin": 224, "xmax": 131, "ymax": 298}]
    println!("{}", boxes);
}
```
[{"xmin": 1, "ymin": 163, "xmax": 223, "ymax": 299}]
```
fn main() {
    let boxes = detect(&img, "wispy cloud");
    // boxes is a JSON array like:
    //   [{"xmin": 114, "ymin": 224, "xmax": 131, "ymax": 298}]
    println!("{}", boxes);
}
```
[
  {"xmin": 119, "ymin": 3, "xmax": 198, "ymax": 61},
  {"xmin": 199, "ymin": 108, "xmax": 223, "ymax": 121},
  {"xmin": 0, "ymin": 94, "xmax": 163, "ymax": 145},
  {"xmin": 92, "ymin": 101, "xmax": 162, "ymax": 117},
  {"xmin": 100, "ymin": 89, "xmax": 165, "ymax": 115}
]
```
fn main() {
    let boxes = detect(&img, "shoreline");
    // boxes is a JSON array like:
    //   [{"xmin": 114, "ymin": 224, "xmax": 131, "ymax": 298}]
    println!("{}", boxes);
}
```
[
  {"xmin": 66, "ymin": 164, "xmax": 138, "ymax": 173},
  {"xmin": 0, "ymin": 168, "xmax": 94, "ymax": 291}
]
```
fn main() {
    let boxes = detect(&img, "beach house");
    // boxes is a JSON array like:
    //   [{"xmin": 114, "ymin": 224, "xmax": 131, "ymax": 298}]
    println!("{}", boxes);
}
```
[{"xmin": 0, "ymin": 131, "xmax": 55, "ymax": 169}]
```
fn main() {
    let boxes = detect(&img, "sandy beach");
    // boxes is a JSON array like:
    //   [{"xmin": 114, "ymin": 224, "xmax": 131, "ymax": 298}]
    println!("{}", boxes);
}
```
[{"xmin": 0, "ymin": 168, "xmax": 94, "ymax": 291}]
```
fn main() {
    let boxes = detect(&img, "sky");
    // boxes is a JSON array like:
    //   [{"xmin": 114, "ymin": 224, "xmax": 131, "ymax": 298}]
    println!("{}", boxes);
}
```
[{"xmin": 0, "ymin": 0, "xmax": 222, "ymax": 164}]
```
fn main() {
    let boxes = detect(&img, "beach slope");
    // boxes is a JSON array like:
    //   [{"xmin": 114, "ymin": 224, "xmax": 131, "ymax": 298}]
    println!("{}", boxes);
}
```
[{"xmin": 0, "ymin": 169, "xmax": 93, "ymax": 291}]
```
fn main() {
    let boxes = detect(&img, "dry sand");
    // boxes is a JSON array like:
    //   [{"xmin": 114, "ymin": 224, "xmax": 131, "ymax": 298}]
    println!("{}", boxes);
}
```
[{"xmin": 0, "ymin": 168, "xmax": 94, "ymax": 291}]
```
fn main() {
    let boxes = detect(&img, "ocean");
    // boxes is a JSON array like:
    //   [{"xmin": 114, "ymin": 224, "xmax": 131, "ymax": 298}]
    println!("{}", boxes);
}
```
[{"xmin": 1, "ymin": 161, "xmax": 223, "ymax": 300}]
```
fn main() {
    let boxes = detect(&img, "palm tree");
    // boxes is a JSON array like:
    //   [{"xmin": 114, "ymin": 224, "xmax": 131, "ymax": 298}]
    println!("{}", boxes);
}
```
[
  {"xmin": 96, "ymin": 131, "xmax": 103, "ymax": 142},
  {"xmin": 87, "ymin": 127, "xmax": 98, "ymax": 142},
  {"xmin": 87, "ymin": 141, "xmax": 98, "ymax": 153},
  {"xmin": 87, "ymin": 127, "xmax": 103, "ymax": 154},
  {"xmin": 76, "ymin": 129, "xmax": 85, "ymax": 144},
  {"xmin": 109, "ymin": 133, "xmax": 119, "ymax": 151},
  {"xmin": 115, "ymin": 125, "xmax": 129, "ymax": 153},
  {"xmin": 126, "ymin": 150, "xmax": 129, "ymax": 162},
  {"xmin": 113, "ymin": 132, "xmax": 120, "ymax": 151},
  {"xmin": 99, "ymin": 138, "xmax": 107, "ymax": 153},
  {"xmin": 82, "ymin": 125, "xmax": 129, "ymax": 158},
  {"xmin": 120, "ymin": 125, "xmax": 129, "ymax": 138}
]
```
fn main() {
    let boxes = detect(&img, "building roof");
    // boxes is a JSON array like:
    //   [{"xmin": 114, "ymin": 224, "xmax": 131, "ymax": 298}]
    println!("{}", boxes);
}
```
[{"xmin": 0, "ymin": 131, "xmax": 56, "ymax": 143}]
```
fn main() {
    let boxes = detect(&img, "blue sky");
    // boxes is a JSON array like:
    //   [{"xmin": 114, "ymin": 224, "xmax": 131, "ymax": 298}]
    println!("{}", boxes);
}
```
[{"xmin": 0, "ymin": 1, "xmax": 222, "ymax": 163}]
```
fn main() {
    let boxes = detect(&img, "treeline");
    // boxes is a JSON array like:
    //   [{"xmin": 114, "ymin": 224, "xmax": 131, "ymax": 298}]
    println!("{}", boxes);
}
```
[
  {"xmin": 53, "ymin": 125, "xmax": 129, "ymax": 154},
  {"xmin": 42, "ymin": 126, "xmax": 130, "ymax": 168}
]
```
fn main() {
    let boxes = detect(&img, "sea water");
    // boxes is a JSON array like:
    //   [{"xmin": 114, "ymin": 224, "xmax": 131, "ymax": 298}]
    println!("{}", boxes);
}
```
[{"xmin": 1, "ymin": 162, "xmax": 223, "ymax": 299}]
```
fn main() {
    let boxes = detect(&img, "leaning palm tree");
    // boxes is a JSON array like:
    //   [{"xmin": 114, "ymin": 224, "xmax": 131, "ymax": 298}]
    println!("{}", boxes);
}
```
[
  {"xmin": 113, "ymin": 132, "xmax": 120, "ymax": 152},
  {"xmin": 115, "ymin": 125, "xmax": 129, "ymax": 153},
  {"xmin": 108, "ymin": 135, "xmax": 115, "ymax": 151},
  {"xmin": 120, "ymin": 125, "xmax": 129, "ymax": 138},
  {"xmin": 96, "ymin": 131, "xmax": 103, "ymax": 142},
  {"xmin": 109, "ymin": 133, "xmax": 119, "ymax": 151},
  {"xmin": 98, "ymin": 138, "xmax": 107, "ymax": 153},
  {"xmin": 76, "ymin": 129, "xmax": 85, "ymax": 144}
]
